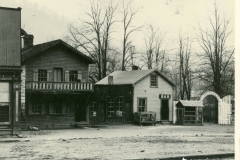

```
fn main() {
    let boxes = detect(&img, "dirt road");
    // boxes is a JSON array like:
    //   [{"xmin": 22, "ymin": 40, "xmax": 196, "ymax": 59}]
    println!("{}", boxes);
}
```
[{"xmin": 0, "ymin": 123, "xmax": 234, "ymax": 159}]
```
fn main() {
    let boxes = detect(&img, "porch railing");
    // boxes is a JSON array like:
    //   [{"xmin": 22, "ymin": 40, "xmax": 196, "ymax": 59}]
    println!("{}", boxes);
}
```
[{"xmin": 26, "ymin": 81, "xmax": 93, "ymax": 91}]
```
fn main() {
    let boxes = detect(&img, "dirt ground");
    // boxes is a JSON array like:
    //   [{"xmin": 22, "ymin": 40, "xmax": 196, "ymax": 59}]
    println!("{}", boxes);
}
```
[{"xmin": 0, "ymin": 123, "xmax": 234, "ymax": 159}]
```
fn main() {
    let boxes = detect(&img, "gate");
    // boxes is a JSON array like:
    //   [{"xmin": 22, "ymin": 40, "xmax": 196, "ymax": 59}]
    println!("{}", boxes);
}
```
[{"xmin": 200, "ymin": 91, "xmax": 231, "ymax": 125}]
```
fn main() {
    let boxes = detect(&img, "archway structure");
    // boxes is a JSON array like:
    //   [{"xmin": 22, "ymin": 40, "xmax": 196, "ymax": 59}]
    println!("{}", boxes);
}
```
[{"xmin": 199, "ymin": 91, "xmax": 231, "ymax": 125}]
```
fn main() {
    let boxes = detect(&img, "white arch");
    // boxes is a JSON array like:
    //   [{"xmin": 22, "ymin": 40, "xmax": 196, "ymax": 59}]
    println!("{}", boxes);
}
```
[{"xmin": 199, "ymin": 91, "xmax": 221, "ymax": 102}]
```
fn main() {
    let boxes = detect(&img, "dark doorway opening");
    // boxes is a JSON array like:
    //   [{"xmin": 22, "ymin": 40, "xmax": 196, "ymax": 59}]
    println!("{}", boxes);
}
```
[
  {"xmin": 124, "ymin": 101, "xmax": 132, "ymax": 122},
  {"xmin": 75, "ymin": 101, "xmax": 86, "ymax": 122},
  {"xmin": 161, "ymin": 100, "xmax": 169, "ymax": 120}
]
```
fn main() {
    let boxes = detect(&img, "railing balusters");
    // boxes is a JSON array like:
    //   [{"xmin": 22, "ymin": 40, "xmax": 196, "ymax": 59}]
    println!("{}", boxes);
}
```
[{"xmin": 26, "ymin": 81, "xmax": 93, "ymax": 91}]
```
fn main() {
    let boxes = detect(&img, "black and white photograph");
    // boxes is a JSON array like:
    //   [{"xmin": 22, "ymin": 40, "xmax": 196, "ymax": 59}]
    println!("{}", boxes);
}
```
[{"xmin": 0, "ymin": 0, "xmax": 237, "ymax": 159}]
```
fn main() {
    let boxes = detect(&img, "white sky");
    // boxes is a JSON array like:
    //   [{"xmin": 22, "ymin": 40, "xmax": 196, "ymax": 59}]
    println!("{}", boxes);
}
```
[{"xmin": 0, "ymin": 0, "xmax": 235, "ymax": 65}]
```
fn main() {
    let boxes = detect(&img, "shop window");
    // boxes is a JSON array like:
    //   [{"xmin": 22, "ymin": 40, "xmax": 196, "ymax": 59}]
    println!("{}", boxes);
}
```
[
  {"xmin": 138, "ymin": 98, "xmax": 147, "ymax": 112},
  {"xmin": 107, "ymin": 98, "xmax": 114, "ymax": 117},
  {"xmin": 32, "ymin": 100, "xmax": 41, "ymax": 114},
  {"xmin": 150, "ymin": 75, "xmax": 157, "ymax": 87},
  {"xmin": 116, "ymin": 98, "xmax": 123, "ymax": 116},
  {"xmin": 38, "ymin": 69, "xmax": 47, "ymax": 82},
  {"xmin": 52, "ymin": 97, "xmax": 62, "ymax": 114},
  {"xmin": 89, "ymin": 101, "xmax": 97, "ymax": 117}
]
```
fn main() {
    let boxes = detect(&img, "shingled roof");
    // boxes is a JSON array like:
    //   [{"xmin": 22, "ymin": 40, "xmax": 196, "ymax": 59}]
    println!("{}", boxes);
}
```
[
  {"xmin": 177, "ymin": 100, "xmax": 204, "ymax": 107},
  {"xmin": 96, "ymin": 69, "xmax": 175, "ymax": 86},
  {"xmin": 21, "ymin": 39, "xmax": 94, "ymax": 63}
]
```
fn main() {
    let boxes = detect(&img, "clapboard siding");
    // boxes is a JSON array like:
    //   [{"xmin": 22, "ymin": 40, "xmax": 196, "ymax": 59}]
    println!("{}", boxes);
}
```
[
  {"xmin": 133, "ymin": 75, "xmax": 173, "ymax": 121},
  {"xmin": 25, "ymin": 46, "xmax": 89, "ymax": 82},
  {"xmin": 0, "ymin": 8, "xmax": 21, "ymax": 66}
]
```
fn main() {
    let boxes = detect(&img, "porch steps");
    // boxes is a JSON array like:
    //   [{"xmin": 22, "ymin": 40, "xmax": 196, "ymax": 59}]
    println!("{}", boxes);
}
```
[
  {"xmin": 160, "ymin": 121, "xmax": 172, "ymax": 125},
  {"xmin": 75, "ymin": 123, "xmax": 89, "ymax": 128}
]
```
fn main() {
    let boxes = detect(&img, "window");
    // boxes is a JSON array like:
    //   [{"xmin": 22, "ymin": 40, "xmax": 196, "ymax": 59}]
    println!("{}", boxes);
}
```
[
  {"xmin": 69, "ymin": 71, "xmax": 78, "ymax": 82},
  {"xmin": 138, "ymin": 98, "xmax": 147, "ymax": 112},
  {"xmin": 150, "ymin": 75, "xmax": 157, "ymax": 87},
  {"xmin": 32, "ymin": 101, "xmax": 41, "ymax": 114},
  {"xmin": 89, "ymin": 101, "xmax": 97, "ymax": 117},
  {"xmin": 38, "ymin": 69, "xmax": 47, "ymax": 82},
  {"xmin": 52, "ymin": 98, "xmax": 62, "ymax": 114},
  {"xmin": 108, "ymin": 98, "xmax": 114, "ymax": 117},
  {"xmin": 116, "ymin": 98, "xmax": 123, "ymax": 116}
]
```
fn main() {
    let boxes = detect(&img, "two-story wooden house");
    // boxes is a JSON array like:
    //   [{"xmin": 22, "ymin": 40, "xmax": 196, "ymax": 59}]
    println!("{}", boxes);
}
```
[
  {"xmin": 21, "ymin": 37, "xmax": 94, "ymax": 129},
  {"xmin": 90, "ymin": 68, "xmax": 175, "ymax": 125},
  {"xmin": 0, "ymin": 7, "xmax": 22, "ymax": 135}
]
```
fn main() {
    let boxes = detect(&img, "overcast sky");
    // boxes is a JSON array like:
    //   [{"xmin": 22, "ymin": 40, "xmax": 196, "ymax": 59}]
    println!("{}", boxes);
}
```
[{"xmin": 0, "ymin": 0, "xmax": 235, "ymax": 63}]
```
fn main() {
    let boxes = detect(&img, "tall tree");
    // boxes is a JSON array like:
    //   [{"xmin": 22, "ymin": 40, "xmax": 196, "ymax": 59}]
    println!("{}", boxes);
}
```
[
  {"xmin": 121, "ymin": 0, "xmax": 143, "ymax": 71},
  {"xmin": 196, "ymin": 1, "xmax": 234, "ymax": 97},
  {"xmin": 178, "ymin": 34, "xmax": 192, "ymax": 100},
  {"xmin": 142, "ymin": 25, "xmax": 169, "ymax": 71},
  {"xmin": 68, "ymin": 0, "xmax": 118, "ymax": 81}
]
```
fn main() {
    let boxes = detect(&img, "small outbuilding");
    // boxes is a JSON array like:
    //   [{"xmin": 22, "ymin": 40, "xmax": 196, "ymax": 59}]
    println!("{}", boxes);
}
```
[{"xmin": 176, "ymin": 100, "xmax": 204, "ymax": 126}]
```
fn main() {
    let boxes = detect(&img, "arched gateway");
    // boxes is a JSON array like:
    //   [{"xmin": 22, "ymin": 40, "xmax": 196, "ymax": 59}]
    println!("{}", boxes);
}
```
[{"xmin": 199, "ymin": 91, "xmax": 231, "ymax": 125}]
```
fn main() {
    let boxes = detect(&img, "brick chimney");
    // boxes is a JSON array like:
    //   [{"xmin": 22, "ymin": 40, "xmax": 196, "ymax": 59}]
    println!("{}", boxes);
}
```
[
  {"xmin": 22, "ymin": 34, "xmax": 34, "ymax": 48},
  {"xmin": 132, "ymin": 65, "xmax": 139, "ymax": 70}
]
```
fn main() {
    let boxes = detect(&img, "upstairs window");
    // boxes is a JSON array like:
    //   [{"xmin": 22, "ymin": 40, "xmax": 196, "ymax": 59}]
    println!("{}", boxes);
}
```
[
  {"xmin": 38, "ymin": 69, "xmax": 47, "ymax": 82},
  {"xmin": 69, "ymin": 71, "xmax": 78, "ymax": 82},
  {"xmin": 138, "ymin": 98, "xmax": 147, "ymax": 112},
  {"xmin": 150, "ymin": 75, "xmax": 157, "ymax": 87},
  {"xmin": 107, "ymin": 98, "xmax": 114, "ymax": 117}
]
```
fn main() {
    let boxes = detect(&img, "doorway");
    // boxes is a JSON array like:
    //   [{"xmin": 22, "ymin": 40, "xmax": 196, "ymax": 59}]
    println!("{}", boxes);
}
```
[
  {"xmin": 161, "ymin": 100, "xmax": 169, "ymax": 120},
  {"xmin": 75, "ymin": 101, "xmax": 86, "ymax": 122},
  {"xmin": 53, "ymin": 68, "xmax": 63, "ymax": 82}
]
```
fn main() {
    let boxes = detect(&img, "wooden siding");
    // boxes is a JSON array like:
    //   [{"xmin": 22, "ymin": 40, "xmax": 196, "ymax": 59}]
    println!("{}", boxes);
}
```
[
  {"xmin": 25, "ymin": 47, "xmax": 89, "ymax": 82},
  {"xmin": 24, "ymin": 94, "xmax": 89, "ymax": 129},
  {"xmin": 133, "ymin": 74, "xmax": 174, "ymax": 121},
  {"xmin": 0, "ymin": 8, "xmax": 21, "ymax": 66},
  {"xmin": 90, "ymin": 85, "xmax": 134, "ymax": 125}
]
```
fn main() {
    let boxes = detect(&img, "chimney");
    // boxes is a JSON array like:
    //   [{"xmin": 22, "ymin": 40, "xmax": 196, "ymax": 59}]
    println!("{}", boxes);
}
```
[
  {"xmin": 108, "ymin": 76, "xmax": 113, "ymax": 84},
  {"xmin": 22, "ymin": 34, "xmax": 34, "ymax": 48},
  {"xmin": 132, "ymin": 65, "xmax": 139, "ymax": 71}
]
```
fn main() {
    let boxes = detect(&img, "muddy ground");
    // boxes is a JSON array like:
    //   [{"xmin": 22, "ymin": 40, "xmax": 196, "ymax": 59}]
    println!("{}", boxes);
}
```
[{"xmin": 0, "ymin": 123, "xmax": 234, "ymax": 159}]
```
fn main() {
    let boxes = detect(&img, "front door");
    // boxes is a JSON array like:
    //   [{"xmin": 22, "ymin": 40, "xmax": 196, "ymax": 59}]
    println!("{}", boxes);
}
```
[
  {"xmin": 75, "ymin": 102, "xmax": 86, "ymax": 122},
  {"xmin": 124, "ymin": 102, "xmax": 132, "ymax": 122},
  {"xmin": 161, "ymin": 100, "xmax": 169, "ymax": 120},
  {"xmin": 53, "ymin": 68, "xmax": 63, "ymax": 82}
]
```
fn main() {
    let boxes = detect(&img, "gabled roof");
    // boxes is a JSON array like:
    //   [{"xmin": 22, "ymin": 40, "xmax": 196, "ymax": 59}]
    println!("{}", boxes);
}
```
[
  {"xmin": 22, "ymin": 39, "xmax": 94, "ymax": 64},
  {"xmin": 177, "ymin": 100, "xmax": 204, "ymax": 107},
  {"xmin": 95, "ymin": 69, "xmax": 175, "ymax": 86}
]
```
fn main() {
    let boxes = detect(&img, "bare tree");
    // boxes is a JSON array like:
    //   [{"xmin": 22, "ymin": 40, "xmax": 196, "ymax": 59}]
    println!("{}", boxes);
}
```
[
  {"xmin": 178, "ymin": 35, "xmax": 192, "ymax": 100},
  {"xmin": 121, "ymin": 0, "xmax": 143, "ymax": 71},
  {"xmin": 141, "ymin": 25, "xmax": 169, "ymax": 71},
  {"xmin": 68, "ymin": 0, "xmax": 118, "ymax": 81},
  {"xmin": 196, "ymin": 1, "xmax": 234, "ymax": 97}
]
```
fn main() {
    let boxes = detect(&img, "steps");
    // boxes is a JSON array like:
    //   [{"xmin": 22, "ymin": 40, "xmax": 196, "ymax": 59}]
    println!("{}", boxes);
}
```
[{"xmin": 160, "ymin": 121, "xmax": 172, "ymax": 125}]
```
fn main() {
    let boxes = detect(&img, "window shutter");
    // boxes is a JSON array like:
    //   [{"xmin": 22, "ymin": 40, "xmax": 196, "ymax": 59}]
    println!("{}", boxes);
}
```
[
  {"xmin": 33, "ymin": 69, "xmax": 38, "ymax": 81},
  {"xmin": 41, "ymin": 103, "xmax": 46, "ymax": 114},
  {"xmin": 78, "ymin": 71, "xmax": 82, "ymax": 80},
  {"xmin": 62, "ymin": 101, "xmax": 66, "ymax": 114},
  {"xmin": 49, "ymin": 101, "xmax": 53, "ymax": 114},
  {"xmin": 28, "ymin": 99, "xmax": 32, "ymax": 115},
  {"xmin": 65, "ymin": 70, "xmax": 69, "ymax": 82},
  {"xmin": 47, "ymin": 70, "xmax": 52, "ymax": 82}
]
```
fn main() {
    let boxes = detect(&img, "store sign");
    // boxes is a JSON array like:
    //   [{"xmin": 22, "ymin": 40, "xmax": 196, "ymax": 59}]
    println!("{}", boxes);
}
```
[{"xmin": 159, "ymin": 94, "xmax": 171, "ymax": 99}]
